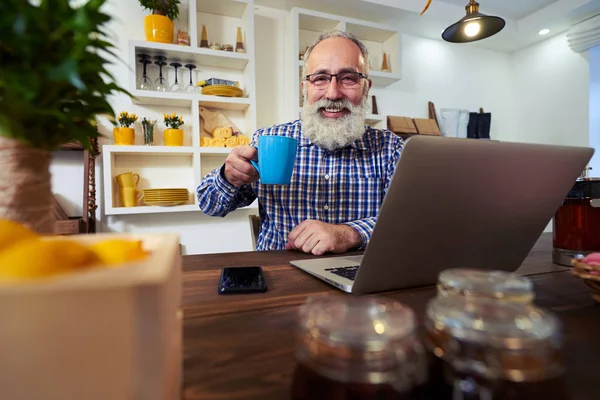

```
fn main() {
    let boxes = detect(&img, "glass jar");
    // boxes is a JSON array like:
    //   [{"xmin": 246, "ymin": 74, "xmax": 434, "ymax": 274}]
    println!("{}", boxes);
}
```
[
  {"xmin": 437, "ymin": 268, "xmax": 534, "ymax": 304},
  {"xmin": 291, "ymin": 295, "xmax": 427, "ymax": 400},
  {"xmin": 424, "ymin": 296, "xmax": 567, "ymax": 400}
]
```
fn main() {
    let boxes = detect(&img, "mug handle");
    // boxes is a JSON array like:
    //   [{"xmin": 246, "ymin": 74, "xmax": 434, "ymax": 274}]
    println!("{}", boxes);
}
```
[
  {"xmin": 137, "ymin": 191, "xmax": 144, "ymax": 206},
  {"xmin": 133, "ymin": 173, "xmax": 140, "ymax": 187},
  {"xmin": 249, "ymin": 145, "xmax": 260, "ymax": 175}
]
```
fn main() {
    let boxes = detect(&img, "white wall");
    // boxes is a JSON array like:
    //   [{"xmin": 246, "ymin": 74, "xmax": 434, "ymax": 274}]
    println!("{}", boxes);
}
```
[
  {"xmin": 372, "ymin": 35, "xmax": 513, "ymax": 141},
  {"xmin": 51, "ymin": 2, "xmax": 588, "ymax": 254},
  {"xmin": 588, "ymin": 45, "xmax": 600, "ymax": 173},
  {"xmin": 510, "ymin": 33, "xmax": 590, "ymax": 147}
]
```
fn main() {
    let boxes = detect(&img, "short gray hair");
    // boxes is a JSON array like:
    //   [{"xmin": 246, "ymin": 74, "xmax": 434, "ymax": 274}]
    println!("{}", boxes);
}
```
[{"xmin": 303, "ymin": 30, "xmax": 370, "ymax": 79}]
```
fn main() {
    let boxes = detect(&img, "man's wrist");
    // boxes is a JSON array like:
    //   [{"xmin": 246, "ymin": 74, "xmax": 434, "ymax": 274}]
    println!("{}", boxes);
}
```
[{"xmin": 341, "ymin": 225, "xmax": 362, "ymax": 249}]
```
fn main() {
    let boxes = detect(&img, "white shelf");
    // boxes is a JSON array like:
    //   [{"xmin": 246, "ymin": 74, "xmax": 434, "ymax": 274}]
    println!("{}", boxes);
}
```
[
  {"xmin": 199, "ymin": 147, "xmax": 232, "ymax": 154},
  {"xmin": 298, "ymin": 12, "xmax": 342, "ymax": 32},
  {"xmin": 366, "ymin": 114, "xmax": 384, "ymax": 125},
  {"xmin": 369, "ymin": 70, "xmax": 401, "ymax": 87},
  {"xmin": 196, "ymin": 0, "xmax": 249, "ymax": 18},
  {"xmin": 346, "ymin": 22, "xmax": 398, "ymax": 43},
  {"xmin": 103, "ymin": 145, "xmax": 197, "ymax": 155},
  {"xmin": 131, "ymin": 89, "xmax": 251, "ymax": 110},
  {"xmin": 131, "ymin": 40, "xmax": 249, "ymax": 70},
  {"xmin": 131, "ymin": 90, "xmax": 196, "ymax": 107},
  {"xmin": 198, "ymin": 95, "xmax": 251, "ymax": 110},
  {"xmin": 106, "ymin": 204, "xmax": 199, "ymax": 216}
]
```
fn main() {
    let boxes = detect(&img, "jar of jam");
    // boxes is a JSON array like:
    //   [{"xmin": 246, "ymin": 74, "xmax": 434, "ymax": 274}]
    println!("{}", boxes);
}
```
[
  {"xmin": 437, "ymin": 269, "xmax": 534, "ymax": 304},
  {"xmin": 291, "ymin": 295, "xmax": 427, "ymax": 400},
  {"xmin": 424, "ymin": 296, "xmax": 567, "ymax": 400}
]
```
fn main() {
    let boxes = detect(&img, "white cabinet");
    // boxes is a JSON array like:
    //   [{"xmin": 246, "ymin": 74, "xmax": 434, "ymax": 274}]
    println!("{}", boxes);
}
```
[
  {"xmin": 287, "ymin": 7, "xmax": 402, "ymax": 128},
  {"xmin": 103, "ymin": 0, "xmax": 257, "ymax": 217}
]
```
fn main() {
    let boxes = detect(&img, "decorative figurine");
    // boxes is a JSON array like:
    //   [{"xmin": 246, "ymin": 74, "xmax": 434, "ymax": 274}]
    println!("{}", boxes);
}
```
[
  {"xmin": 200, "ymin": 25, "xmax": 209, "ymax": 48},
  {"xmin": 235, "ymin": 27, "xmax": 245, "ymax": 53},
  {"xmin": 381, "ymin": 53, "xmax": 390, "ymax": 72}
]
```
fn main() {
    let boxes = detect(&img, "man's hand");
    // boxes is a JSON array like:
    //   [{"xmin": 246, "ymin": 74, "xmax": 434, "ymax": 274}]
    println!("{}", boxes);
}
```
[
  {"xmin": 285, "ymin": 220, "xmax": 362, "ymax": 255},
  {"xmin": 223, "ymin": 146, "xmax": 259, "ymax": 187}
]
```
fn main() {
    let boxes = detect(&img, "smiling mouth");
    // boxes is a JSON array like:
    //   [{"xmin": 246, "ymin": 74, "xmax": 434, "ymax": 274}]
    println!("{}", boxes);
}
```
[{"xmin": 319, "ymin": 107, "xmax": 349, "ymax": 118}]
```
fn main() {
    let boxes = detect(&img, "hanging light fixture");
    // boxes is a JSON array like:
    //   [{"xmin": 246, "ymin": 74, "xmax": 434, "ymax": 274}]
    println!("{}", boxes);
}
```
[{"xmin": 441, "ymin": 0, "xmax": 505, "ymax": 43}]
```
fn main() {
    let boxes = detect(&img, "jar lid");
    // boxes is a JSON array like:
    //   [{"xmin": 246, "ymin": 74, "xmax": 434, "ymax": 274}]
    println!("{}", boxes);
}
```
[
  {"xmin": 426, "ymin": 296, "xmax": 561, "ymax": 349},
  {"xmin": 298, "ymin": 295, "xmax": 416, "ymax": 351},
  {"xmin": 437, "ymin": 268, "xmax": 534, "ymax": 303}
]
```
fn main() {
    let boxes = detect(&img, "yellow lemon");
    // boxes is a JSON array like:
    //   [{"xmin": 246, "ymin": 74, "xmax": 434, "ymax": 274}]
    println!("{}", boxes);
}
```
[
  {"xmin": 0, "ymin": 239, "xmax": 102, "ymax": 283},
  {"xmin": 0, "ymin": 219, "xmax": 38, "ymax": 252},
  {"xmin": 88, "ymin": 239, "xmax": 148, "ymax": 266}
]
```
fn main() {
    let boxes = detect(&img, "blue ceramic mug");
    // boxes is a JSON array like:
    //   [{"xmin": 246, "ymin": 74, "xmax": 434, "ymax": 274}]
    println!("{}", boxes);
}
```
[{"xmin": 250, "ymin": 136, "xmax": 298, "ymax": 185}]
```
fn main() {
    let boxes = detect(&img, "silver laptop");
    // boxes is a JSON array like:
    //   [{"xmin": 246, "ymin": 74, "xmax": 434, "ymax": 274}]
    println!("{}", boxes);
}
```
[{"xmin": 290, "ymin": 135, "xmax": 594, "ymax": 294}]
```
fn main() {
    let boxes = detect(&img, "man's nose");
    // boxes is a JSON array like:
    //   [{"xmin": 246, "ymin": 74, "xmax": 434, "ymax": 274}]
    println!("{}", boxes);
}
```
[{"xmin": 325, "ymin": 76, "xmax": 343, "ymax": 100}]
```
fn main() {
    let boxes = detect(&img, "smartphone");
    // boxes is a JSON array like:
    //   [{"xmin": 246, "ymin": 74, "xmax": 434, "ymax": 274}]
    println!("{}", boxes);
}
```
[{"xmin": 218, "ymin": 266, "xmax": 267, "ymax": 294}]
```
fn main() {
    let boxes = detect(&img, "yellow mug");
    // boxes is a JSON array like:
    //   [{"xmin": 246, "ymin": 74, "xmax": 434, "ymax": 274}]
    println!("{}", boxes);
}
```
[
  {"xmin": 164, "ymin": 128, "xmax": 184, "ymax": 146},
  {"xmin": 119, "ymin": 187, "xmax": 144, "ymax": 207},
  {"xmin": 114, "ymin": 127, "xmax": 135, "ymax": 145},
  {"xmin": 115, "ymin": 172, "xmax": 140, "ymax": 188}
]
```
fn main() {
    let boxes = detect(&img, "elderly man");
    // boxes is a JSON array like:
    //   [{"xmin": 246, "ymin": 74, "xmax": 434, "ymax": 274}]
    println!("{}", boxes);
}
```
[{"xmin": 197, "ymin": 30, "xmax": 403, "ymax": 255}]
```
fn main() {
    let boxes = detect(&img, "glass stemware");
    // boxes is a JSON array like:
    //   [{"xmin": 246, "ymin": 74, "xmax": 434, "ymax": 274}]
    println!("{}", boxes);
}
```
[
  {"xmin": 154, "ymin": 55, "xmax": 169, "ymax": 92},
  {"xmin": 137, "ymin": 53, "xmax": 154, "ymax": 91},
  {"xmin": 184, "ymin": 63, "xmax": 199, "ymax": 93},
  {"xmin": 169, "ymin": 62, "xmax": 184, "ymax": 92}
]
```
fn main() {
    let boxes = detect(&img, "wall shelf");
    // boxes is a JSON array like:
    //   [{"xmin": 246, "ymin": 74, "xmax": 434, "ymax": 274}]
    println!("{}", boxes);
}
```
[{"xmin": 130, "ymin": 40, "xmax": 250, "ymax": 70}]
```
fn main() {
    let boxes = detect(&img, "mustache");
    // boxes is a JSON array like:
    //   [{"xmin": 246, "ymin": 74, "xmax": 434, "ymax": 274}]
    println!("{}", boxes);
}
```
[{"xmin": 312, "ymin": 98, "xmax": 355, "ymax": 112}]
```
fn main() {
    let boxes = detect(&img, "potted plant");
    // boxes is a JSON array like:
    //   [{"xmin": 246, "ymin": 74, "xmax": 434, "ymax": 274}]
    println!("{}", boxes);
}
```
[
  {"xmin": 0, "ymin": 0, "xmax": 130, "ymax": 233},
  {"xmin": 139, "ymin": 0, "xmax": 181, "ymax": 44},
  {"xmin": 163, "ymin": 113, "xmax": 184, "ymax": 146},
  {"xmin": 114, "ymin": 111, "xmax": 138, "ymax": 145}
]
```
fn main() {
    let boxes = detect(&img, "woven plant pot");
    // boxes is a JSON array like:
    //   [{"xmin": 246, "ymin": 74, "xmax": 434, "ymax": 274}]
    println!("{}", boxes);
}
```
[{"xmin": 0, "ymin": 136, "xmax": 54, "ymax": 234}]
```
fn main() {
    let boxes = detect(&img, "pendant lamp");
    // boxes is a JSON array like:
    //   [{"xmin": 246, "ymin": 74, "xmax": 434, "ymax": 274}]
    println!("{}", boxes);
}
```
[{"xmin": 442, "ymin": 0, "xmax": 505, "ymax": 43}]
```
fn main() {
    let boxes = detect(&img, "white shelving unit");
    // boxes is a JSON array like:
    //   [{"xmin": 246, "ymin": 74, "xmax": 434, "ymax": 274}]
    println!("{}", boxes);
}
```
[
  {"xmin": 104, "ymin": 0, "xmax": 257, "ymax": 217},
  {"xmin": 287, "ymin": 7, "xmax": 402, "ymax": 128}
]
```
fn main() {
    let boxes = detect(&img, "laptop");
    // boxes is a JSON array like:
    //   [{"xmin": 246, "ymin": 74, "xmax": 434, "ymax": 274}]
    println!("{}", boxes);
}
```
[{"xmin": 290, "ymin": 135, "xmax": 594, "ymax": 294}]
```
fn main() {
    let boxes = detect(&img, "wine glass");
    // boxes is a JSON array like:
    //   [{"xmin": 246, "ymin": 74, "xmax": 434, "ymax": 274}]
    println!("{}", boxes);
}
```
[
  {"xmin": 184, "ymin": 63, "xmax": 199, "ymax": 93},
  {"xmin": 169, "ymin": 62, "xmax": 184, "ymax": 92},
  {"xmin": 136, "ymin": 54, "xmax": 154, "ymax": 91},
  {"xmin": 154, "ymin": 55, "xmax": 169, "ymax": 92}
]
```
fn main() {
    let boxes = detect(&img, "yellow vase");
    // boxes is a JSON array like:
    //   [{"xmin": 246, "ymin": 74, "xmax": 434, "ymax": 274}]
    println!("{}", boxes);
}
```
[
  {"xmin": 164, "ymin": 129, "xmax": 184, "ymax": 146},
  {"xmin": 113, "ymin": 127, "xmax": 135, "ymax": 145},
  {"xmin": 144, "ymin": 14, "xmax": 174, "ymax": 44}
]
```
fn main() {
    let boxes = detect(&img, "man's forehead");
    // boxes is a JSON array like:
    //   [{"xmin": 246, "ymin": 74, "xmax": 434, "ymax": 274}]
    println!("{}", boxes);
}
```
[{"xmin": 307, "ymin": 38, "xmax": 365, "ymax": 72}]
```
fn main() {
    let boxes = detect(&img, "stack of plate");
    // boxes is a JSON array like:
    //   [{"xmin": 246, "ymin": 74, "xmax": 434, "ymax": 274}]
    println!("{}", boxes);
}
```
[
  {"xmin": 201, "ymin": 84, "xmax": 243, "ymax": 97},
  {"xmin": 142, "ymin": 188, "xmax": 189, "ymax": 207}
]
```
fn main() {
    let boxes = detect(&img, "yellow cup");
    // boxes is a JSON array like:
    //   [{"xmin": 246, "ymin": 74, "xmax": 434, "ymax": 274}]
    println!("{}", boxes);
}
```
[
  {"xmin": 164, "ymin": 128, "xmax": 184, "ymax": 146},
  {"xmin": 115, "ymin": 172, "xmax": 140, "ymax": 188},
  {"xmin": 119, "ymin": 187, "xmax": 144, "ymax": 207},
  {"xmin": 114, "ymin": 127, "xmax": 135, "ymax": 145}
]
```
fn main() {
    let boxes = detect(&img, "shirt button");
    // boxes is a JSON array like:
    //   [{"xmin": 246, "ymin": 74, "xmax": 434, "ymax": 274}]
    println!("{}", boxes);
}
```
[
  {"xmin": 324, "ymin": 174, "xmax": 330, "ymax": 180},
  {"xmin": 324, "ymin": 205, "xmax": 329, "ymax": 211}
]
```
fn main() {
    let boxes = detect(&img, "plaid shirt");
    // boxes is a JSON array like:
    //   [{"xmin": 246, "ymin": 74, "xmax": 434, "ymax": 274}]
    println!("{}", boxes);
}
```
[{"xmin": 196, "ymin": 119, "xmax": 404, "ymax": 251}]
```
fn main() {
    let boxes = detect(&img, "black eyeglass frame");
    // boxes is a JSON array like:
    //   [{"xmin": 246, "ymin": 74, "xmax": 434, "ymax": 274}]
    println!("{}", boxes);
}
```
[{"xmin": 305, "ymin": 71, "xmax": 368, "ymax": 86}]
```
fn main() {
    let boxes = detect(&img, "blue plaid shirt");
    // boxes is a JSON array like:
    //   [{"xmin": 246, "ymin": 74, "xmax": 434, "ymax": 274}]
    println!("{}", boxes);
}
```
[{"xmin": 196, "ymin": 119, "xmax": 404, "ymax": 251}]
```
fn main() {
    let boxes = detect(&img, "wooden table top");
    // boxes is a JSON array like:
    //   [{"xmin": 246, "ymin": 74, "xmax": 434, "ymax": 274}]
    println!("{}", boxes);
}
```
[{"xmin": 181, "ymin": 233, "xmax": 599, "ymax": 400}]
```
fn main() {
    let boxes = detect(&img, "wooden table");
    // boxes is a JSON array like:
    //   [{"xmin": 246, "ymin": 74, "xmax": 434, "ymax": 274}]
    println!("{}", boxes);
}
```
[{"xmin": 182, "ymin": 233, "xmax": 599, "ymax": 400}]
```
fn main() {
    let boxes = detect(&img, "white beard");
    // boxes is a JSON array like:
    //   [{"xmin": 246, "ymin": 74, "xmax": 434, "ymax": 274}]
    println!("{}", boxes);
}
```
[{"xmin": 301, "ymin": 88, "xmax": 369, "ymax": 151}]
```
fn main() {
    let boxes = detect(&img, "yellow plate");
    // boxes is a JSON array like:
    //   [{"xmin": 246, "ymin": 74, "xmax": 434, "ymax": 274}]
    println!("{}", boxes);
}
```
[
  {"xmin": 143, "ymin": 188, "xmax": 188, "ymax": 193},
  {"xmin": 201, "ymin": 85, "xmax": 243, "ymax": 97},
  {"xmin": 144, "ymin": 200, "xmax": 188, "ymax": 207}
]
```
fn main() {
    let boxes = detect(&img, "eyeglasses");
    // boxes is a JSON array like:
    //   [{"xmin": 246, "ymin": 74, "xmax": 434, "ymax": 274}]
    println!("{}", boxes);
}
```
[{"xmin": 305, "ymin": 71, "xmax": 367, "ymax": 89}]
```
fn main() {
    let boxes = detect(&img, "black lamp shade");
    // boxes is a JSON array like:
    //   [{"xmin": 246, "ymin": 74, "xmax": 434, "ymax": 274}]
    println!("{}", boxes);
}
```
[{"xmin": 442, "ymin": 12, "xmax": 505, "ymax": 43}]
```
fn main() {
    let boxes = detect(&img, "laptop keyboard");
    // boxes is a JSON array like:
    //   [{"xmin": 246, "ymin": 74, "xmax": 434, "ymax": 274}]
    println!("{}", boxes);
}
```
[{"xmin": 325, "ymin": 265, "xmax": 360, "ymax": 281}]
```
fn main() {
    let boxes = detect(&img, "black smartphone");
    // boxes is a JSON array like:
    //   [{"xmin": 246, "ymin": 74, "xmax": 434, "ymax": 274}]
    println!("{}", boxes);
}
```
[{"xmin": 218, "ymin": 266, "xmax": 267, "ymax": 294}]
